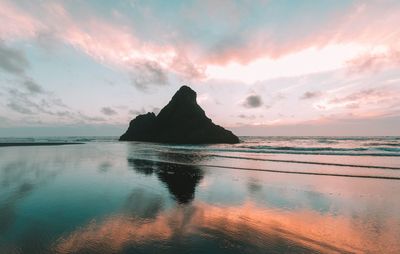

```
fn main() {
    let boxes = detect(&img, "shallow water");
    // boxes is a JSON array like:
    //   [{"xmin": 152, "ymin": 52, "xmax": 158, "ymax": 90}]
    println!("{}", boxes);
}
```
[{"xmin": 1, "ymin": 137, "xmax": 400, "ymax": 253}]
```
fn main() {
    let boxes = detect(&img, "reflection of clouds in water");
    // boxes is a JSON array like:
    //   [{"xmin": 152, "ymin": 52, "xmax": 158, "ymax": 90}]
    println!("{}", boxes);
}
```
[
  {"xmin": 54, "ymin": 214, "xmax": 173, "ymax": 253},
  {"xmin": 54, "ymin": 201, "xmax": 400, "ymax": 254},
  {"xmin": 98, "ymin": 161, "xmax": 113, "ymax": 173},
  {"xmin": 247, "ymin": 178, "xmax": 262, "ymax": 194},
  {"xmin": 127, "ymin": 158, "xmax": 204, "ymax": 204},
  {"xmin": 14, "ymin": 222, "xmax": 53, "ymax": 254},
  {"xmin": 0, "ymin": 145, "xmax": 114, "ymax": 253},
  {"xmin": 122, "ymin": 188, "xmax": 164, "ymax": 219},
  {"xmin": 0, "ymin": 160, "xmax": 58, "ymax": 234}
]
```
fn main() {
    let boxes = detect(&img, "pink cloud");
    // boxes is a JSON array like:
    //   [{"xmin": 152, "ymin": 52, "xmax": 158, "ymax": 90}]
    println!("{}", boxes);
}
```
[
  {"xmin": 314, "ymin": 87, "xmax": 400, "ymax": 121},
  {"xmin": 0, "ymin": 1, "xmax": 204, "ymax": 84},
  {"xmin": 0, "ymin": 1, "xmax": 42, "ymax": 39},
  {"xmin": 1, "ymin": 0, "xmax": 400, "ymax": 83},
  {"xmin": 200, "ymin": 2, "xmax": 400, "ymax": 70},
  {"xmin": 327, "ymin": 88, "xmax": 398, "ymax": 108},
  {"xmin": 347, "ymin": 49, "xmax": 400, "ymax": 74}
]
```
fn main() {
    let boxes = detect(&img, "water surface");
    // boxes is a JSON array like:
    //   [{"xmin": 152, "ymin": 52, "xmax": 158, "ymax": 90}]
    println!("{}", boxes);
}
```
[{"xmin": 1, "ymin": 137, "xmax": 400, "ymax": 253}]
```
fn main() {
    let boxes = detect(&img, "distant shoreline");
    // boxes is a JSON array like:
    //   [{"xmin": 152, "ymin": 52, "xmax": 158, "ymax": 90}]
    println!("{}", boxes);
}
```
[{"xmin": 0, "ymin": 142, "xmax": 84, "ymax": 147}]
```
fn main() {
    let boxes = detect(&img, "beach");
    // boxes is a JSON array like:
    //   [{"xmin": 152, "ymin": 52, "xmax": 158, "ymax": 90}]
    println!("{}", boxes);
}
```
[{"xmin": 0, "ymin": 136, "xmax": 400, "ymax": 253}]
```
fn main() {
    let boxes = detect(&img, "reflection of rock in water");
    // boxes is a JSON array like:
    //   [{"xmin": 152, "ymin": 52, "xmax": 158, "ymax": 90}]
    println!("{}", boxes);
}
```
[
  {"xmin": 128, "ymin": 158, "xmax": 204, "ymax": 204},
  {"xmin": 127, "ymin": 158, "xmax": 156, "ymax": 175},
  {"xmin": 157, "ymin": 163, "xmax": 203, "ymax": 204},
  {"xmin": 157, "ymin": 151, "xmax": 208, "ymax": 164}
]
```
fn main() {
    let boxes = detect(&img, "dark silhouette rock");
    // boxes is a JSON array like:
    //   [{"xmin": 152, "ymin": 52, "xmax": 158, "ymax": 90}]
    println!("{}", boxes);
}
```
[
  {"xmin": 120, "ymin": 86, "xmax": 239, "ymax": 144},
  {"xmin": 120, "ymin": 112, "xmax": 156, "ymax": 142}
]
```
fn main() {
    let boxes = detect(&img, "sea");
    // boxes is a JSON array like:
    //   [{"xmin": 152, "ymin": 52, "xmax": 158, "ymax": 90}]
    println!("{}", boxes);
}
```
[{"xmin": 0, "ymin": 136, "xmax": 400, "ymax": 253}]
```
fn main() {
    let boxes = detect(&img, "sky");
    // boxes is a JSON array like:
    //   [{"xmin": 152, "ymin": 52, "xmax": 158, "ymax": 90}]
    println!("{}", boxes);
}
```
[{"xmin": 0, "ymin": 0, "xmax": 399, "ymax": 136}]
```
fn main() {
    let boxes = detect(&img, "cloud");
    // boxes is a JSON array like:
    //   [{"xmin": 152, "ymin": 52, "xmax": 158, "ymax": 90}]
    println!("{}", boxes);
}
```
[
  {"xmin": 129, "ymin": 106, "xmax": 160, "ymax": 116},
  {"xmin": 5, "ymin": 88, "xmax": 65, "ymax": 116},
  {"xmin": 7, "ymin": 101, "xmax": 34, "ymax": 114},
  {"xmin": 129, "ymin": 108, "xmax": 146, "ymax": 116},
  {"xmin": 315, "ymin": 87, "xmax": 400, "ymax": 118},
  {"xmin": 300, "ymin": 91, "xmax": 322, "ymax": 100},
  {"xmin": 2, "ymin": 0, "xmax": 400, "ymax": 87},
  {"xmin": 347, "ymin": 49, "xmax": 400, "ymax": 74},
  {"xmin": 0, "ymin": 0, "xmax": 41, "ymax": 40},
  {"xmin": 130, "ymin": 61, "xmax": 169, "ymax": 90},
  {"xmin": 0, "ymin": 1, "xmax": 196, "ymax": 90},
  {"xmin": 22, "ymin": 79, "xmax": 43, "ymax": 94},
  {"xmin": 77, "ymin": 113, "xmax": 105, "ymax": 122},
  {"xmin": 101, "ymin": 107, "xmax": 118, "ymax": 116},
  {"xmin": 4, "ymin": 87, "xmax": 107, "ymax": 124},
  {"xmin": 2, "ymin": 1, "xmax": 400, "ymax": 74},
  {"xmin": 0, "ymin": 0, "xmax": 399, "ymax": 133},
  {"xmin": 238, "ymin": 114, "xmax": 257, "ymax": 120},
  {"xmin": 170, "ymin": 52, "xmax": 206, "ymax": 80},
  {"xmin": 242, "ymin": 95, "xmax": 263, "ymax": 108},
  {"xmin": 0, "ymin": 42, "xmax": 29, "ymax": 75},
  {"xmin": 0, "ymin": 42, "xmax": 45, "ymax": 95},
  {"xmin": 232, "ymin": 115, "xmax": 400, "ymax": 136},
  {"xmin": 201, "ymin": 2, "xmax": 400, "ymax": 66},
  {"xmin": 329, "ymin": 89, "xmax": 392, "ymax": 105}
]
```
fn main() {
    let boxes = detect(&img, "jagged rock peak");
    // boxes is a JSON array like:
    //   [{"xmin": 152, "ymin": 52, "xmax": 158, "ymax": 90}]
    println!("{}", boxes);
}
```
[
  {"xmin": 170, "ymin": 85, "xmax": 197, "ymax": 104},
  {"xmin": 119, "ymin": 85, "xmax": 240, "ymax": 144}
]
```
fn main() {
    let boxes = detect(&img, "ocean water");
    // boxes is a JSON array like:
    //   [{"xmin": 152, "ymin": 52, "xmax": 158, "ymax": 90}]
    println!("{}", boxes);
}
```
[{"xmin": 0, "ymin": 136, "xmax": 400, "ymax": 253}]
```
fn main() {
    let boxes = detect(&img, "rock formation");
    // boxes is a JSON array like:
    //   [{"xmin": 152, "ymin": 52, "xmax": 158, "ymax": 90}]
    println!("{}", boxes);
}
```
[{"xmin": 120, "ymin": 86, "xmax": 239, "ymax": 144}]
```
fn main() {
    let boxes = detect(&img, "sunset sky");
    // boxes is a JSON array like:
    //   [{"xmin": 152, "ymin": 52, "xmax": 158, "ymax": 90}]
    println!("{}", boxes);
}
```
[{"xmin": 0, "ymin": 0, "xmax": 399, "ymax": 136}]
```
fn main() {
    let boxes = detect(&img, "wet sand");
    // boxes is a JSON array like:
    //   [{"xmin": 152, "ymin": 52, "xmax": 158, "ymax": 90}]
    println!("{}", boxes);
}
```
[{"xmin": 0, "ymin": 138, "xmax": 399, "ymax": 253}]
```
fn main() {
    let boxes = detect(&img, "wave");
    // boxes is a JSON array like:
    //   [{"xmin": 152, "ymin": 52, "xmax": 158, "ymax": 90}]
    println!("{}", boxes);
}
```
[
  {"xmin": 374, "ymin": 147, "xmax": 400, "ymax": 152},
  {"xmin": 152, "ymin": 150, "xmax": 400, "ymax": 170},
  {"xmin": 316, "ymin": 140, "xmax": 338, "ymax": 144},
  {"xmin": 230, "ymin": 149, "xmax": 400, "ymax": 157},
  {"xmin": 167, "ymin": 146, "xmax": 400, "ymax": 157},
  {"xmin": 206, "ymin": 154, "xmax": 400, "ymax": 170},
  {"xmin": 129, "ymin": 157, "xmax": 400, "ymax": 180},
  {"xmin": 243, "ymin": 136, "xmax": 400, "ymax": 141},
  {"xmin": 237, "ymin": 145, "xmax": 369, "ymax": 152},
  {"xmin": 366, "ymin": 142, "xmax": 400, "ymax": 147},
  {"xmin": 238, "ymin": 145, "xmax": 400, "ymax": 153}
]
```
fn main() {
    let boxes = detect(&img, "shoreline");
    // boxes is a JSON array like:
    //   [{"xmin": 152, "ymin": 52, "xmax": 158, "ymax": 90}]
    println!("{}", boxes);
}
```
[{"xmin": 0, "ymin": 142, "xmax": 85, "ymax": 147}]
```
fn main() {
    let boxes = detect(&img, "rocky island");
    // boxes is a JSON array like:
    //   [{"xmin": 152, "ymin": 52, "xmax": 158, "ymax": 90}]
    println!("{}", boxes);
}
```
[{"xmin": 120, "ymin": 86, "xmax": 239, "ymax": 144}]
